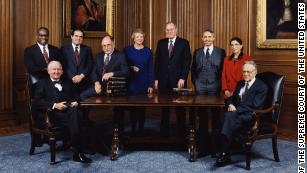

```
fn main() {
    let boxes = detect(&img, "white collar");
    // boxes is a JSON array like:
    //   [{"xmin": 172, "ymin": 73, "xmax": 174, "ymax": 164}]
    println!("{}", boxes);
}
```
[
  {"xmin": 168, "ymin": 36, "xmax": 177, "ymax": 44},
  {"xmin": 37, "ymin": 43, "xmax": 48, "ymax": 49},
  {"xmin": 245, "ymin": 77, "xmax": 256, "ymax": 88}
]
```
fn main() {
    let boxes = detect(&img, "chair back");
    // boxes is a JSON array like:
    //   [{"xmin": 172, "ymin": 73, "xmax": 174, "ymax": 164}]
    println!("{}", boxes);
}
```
[{"xmin": 256, "ymin": 72, "xmax": 285, "ymax": 124}]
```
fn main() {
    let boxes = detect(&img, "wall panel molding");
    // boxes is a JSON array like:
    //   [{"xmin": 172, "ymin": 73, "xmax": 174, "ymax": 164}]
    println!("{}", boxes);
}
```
[{"xmin": 0, "ymin": 0, "xmax": 13, "ymax": 111}]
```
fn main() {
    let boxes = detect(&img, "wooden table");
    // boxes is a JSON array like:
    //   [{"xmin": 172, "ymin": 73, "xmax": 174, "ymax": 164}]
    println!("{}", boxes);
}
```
[{"xmin": 80, "ymin": 94, "xmax": 224, "ymax": 161}]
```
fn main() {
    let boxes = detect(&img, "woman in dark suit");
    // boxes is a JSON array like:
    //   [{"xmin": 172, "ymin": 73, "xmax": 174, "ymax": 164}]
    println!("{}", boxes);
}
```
[
  {"xmin": 221, "ymin": 37, "xmax": 252, "ymax": 99},
  {"xmin": 123, "ymin": 29, "xmax": 154, "ymax": 134}
]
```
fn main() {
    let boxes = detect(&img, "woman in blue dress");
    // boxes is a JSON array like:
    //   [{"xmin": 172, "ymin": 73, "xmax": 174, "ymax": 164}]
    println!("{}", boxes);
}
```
[{"xmin": 123, "ymin": 28, "xmax": 154, "ymax": 134}]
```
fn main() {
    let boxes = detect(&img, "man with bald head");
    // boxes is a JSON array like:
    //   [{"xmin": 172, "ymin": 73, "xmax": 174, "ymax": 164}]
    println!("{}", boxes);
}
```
[
  {"xmin": 80, "ymin": 35, "xmax": 129, "ymax": 99},
  {"xmin": 216, "ymin": 61, "xmax": 268, "ymax": 166},
  {"xmin": 33, "ymin": 61, "xmax": 92, "ymax": 163}
]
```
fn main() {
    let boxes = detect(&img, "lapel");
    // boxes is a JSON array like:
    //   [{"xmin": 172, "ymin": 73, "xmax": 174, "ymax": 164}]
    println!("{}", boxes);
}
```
[
  {"xmin": 106, "ymin": 52, "xmax": 117, "ymax": 71},
  {"xmin": 34, "ymin": 44, "xmax": 47, "ymax": 65},
  {"xmin": 197, "ymin": 48, "xmax": 205, "ymax": 67},
  {"xmin": 47, "ymin": 78, "xmax": 59, "ymax": 99},
  {"xmin": 242, "ymin": 79, "xmax": 258, "ymax": 101},
  {"xmin": 78, "ymin": 45, "xmax": 85, "ymax": 66},
  {"xmin": 69, "ymin": 45, "xmax": 78, "ymax": 66},
  {"xmin": 163, "ymin": 39, "xmax": 169, "ymax": 59}
]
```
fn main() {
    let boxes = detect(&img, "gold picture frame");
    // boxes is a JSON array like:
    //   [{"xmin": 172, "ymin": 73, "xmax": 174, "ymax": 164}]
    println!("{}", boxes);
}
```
[
  {"xmin": 64, "ymin": 0, "xmax": 114, "ymax": 38},
  {"xmin": 256, "ymin": 0, "xmax": 299, "ymax": 49}
]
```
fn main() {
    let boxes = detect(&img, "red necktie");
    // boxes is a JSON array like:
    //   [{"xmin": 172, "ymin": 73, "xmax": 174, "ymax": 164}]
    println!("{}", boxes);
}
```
[
  {"xmin": 168, "ymin": 40, "xmax": 174, "ymax": 58},
  {"xmin": 74, "ymin": 46, "xmax": 79, "ymax": 65},
  {"xmin": 42, "ymin": 46, "xmax": 49, "ymax": 64}
]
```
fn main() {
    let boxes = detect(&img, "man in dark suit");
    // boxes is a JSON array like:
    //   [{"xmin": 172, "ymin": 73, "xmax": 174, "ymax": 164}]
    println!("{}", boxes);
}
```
[
  {"xmin": 61, "ymin": 29, "xmax": 93, "ymax": 99},
  {"xmin": 154, "ymin": 22, "xmax": 191, "ymax": 136},
  {"xmin": 191, "ymin": 30, "xmax": 225, "ymax": 156},
  {"xmin": 24, "ymin": 27, "xmax": 62, "ymax": 95},
  {"xmin": 80, "ymin": 35, "xmax": 129, "ymax": 133},
  {"xmin": 32, "ymin": 61, "xmax": 92, "ymax": 163},
  {"xmin": 216, "ymin": 61, "xmax": 268, "ymax": 166},
  {"xmin": 80, "ymin": 35, "xmax": 129, "ymax": 99}
]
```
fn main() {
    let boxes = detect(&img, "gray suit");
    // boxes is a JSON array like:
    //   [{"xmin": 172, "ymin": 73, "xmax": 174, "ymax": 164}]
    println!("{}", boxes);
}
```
[
  {"xmin": 191, "ymin": 46, "xmax": 225, "ymax": 94},
  {"xmin": 191, "ymin": 46, "xmax": 225, "ymax": 154}
]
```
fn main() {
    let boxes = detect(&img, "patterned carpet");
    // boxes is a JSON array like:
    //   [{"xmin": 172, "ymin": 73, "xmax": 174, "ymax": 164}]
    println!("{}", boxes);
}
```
[{"xmin": 0, "ymin": 132, "xmax": 302, "ymax": 173}]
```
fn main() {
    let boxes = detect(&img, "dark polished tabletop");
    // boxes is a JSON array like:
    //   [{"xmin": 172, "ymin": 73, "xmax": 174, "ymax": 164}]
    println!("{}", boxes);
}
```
[{"xmin": 80, "ymin": 94, "xmax": 225, "ymax": 107}]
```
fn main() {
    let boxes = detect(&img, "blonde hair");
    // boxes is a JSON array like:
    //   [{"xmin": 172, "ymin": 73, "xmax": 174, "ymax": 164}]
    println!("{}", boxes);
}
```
[{"xmin": 131, "ymin": 28, "xmax": 145, "ymax": 39}]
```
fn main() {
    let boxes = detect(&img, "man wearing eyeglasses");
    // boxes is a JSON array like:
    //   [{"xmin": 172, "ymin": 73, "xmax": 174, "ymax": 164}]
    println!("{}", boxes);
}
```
[{"xmin": 216, "ymin": 61, "xmax": 268, "ymax": 166}]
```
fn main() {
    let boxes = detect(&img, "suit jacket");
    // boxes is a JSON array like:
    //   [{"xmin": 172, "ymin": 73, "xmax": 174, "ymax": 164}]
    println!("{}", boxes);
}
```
[
  {"xmin": 227, "ymin": 78, "xmax": 268, "ymax": 115},
  {"xmin": 154, "ymin": 37, "xmax": 191, "ymax": 92},
  {"xmin": 24, "ymin": 44, "xmax": 62, "ymax": 81},
  {"xmin": 221, "ymin": 54, "xmax": 252, "ymax": 95},
  {"xmin": 92, "ymin": 50, "xmax": 129, "ymax": 83},
  {"xmin": 191, "ymin": 46, "xmax": 225, "ymax": 92},
  {"xmin": 60, "ymin": 44, "xmax": 94, "ymax": 80},
  {"xmin": 32, "ymin": 77, "xmax": 74, "ymax": 110}
]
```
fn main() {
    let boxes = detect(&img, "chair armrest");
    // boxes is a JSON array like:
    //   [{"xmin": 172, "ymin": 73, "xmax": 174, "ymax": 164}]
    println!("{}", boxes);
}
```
[
  {"xmin": 249, "ymin": 103, "xmax": 280, "ymax": 134},
  {"xmin": 44, "ymin": 108, "xmax": 53, "ymax": 129}
]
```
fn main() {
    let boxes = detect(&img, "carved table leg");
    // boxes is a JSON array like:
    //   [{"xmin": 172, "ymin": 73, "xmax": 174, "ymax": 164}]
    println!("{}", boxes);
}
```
[
  {"xmin": 111, "ymin": 128, "xmax": 119, "ymax": 160},
  {"xmin": 188, "ymin": 107, "xmax": 196, "ymax": 161}
]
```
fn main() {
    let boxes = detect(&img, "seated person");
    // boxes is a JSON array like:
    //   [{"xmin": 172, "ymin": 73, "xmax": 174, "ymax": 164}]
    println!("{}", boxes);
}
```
[
  {"xmin": 80, "ymin": 35, "xmax": 129, "ymax": 133},
  {"xmin": 32, "ymin": 61, "xmax": 92, "ymax": 163},
  {"xmin": 216, "ymin": 61, "xmax": 268, "ymax": 166}
]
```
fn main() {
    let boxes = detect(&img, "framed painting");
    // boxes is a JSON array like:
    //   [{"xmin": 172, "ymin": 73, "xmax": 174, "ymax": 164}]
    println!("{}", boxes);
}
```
[
  {"xmin": 64, "ymin": 0, "xmax": 114, "ymax": 38},
  {"xmin": 256, "ymin": 0, "xmax": 303, "ymax": 49}
]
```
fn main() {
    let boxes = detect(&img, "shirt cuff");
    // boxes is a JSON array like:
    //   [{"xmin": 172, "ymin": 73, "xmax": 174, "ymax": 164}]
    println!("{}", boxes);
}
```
[{"xmin": 52, "ymin": 103, "xmax": 56, "ymax": 110}]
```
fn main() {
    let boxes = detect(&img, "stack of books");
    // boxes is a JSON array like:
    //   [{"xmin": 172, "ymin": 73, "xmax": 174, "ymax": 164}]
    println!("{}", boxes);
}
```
[{"xmin": 105, "ymin": 77, "xmax": 127, "ymax": 96}]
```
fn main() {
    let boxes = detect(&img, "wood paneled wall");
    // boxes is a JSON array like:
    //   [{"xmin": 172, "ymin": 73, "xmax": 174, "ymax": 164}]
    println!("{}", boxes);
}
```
[
  {"xmin": 0, "ymin": 0, "xmax": 299, "ymax": 137},
  {"xmin": 0, "ymin": 0, "xmax": 13, "ymax": 116}
]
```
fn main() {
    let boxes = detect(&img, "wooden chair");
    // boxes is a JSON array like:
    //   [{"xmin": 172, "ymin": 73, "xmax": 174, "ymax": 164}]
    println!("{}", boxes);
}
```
[
  {"xmin": 242, "ymin": 72, "xmax": 285, "ymax": 170},
  {"xmin": 26, "ymin": 75, "xmax": 65, "ymax": 165}
]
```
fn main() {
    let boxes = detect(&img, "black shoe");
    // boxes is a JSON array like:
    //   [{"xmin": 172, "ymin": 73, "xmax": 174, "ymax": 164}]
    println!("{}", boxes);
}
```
[
  {"xmin": 73, "ymin": 152, "xmax": 92, "ymax": 163},
  {"xmin": 216, "ymin": 152, "xmax": 231, "ymax": 167}
]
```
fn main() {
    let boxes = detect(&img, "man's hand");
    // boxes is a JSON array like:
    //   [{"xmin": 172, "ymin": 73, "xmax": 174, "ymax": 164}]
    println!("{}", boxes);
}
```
[
  {"xmin": 94, "ymin": 82, "xmax": 102, "ymax": 94},
  {"xmin": 224, "ymin": 90, "xmax": 233, "ymax": 98},
  {"xmin": 130, "ymin": 66, "xmax": 139, "ymax": 72},
  {"xmin": 72, "ymin": 74, "xmax": 84, "ymax": 84},
  {"xmin": 154, "ymin": 80, "xmax": 158, "ymax": 90},
  {"xmin": 228, "ymin": 104, "xmax": 237, "ymax": 112},
  {"xmin": 55, "ymin": 101, "xmax": 67, "ymax": 110},
  {"xmin": 102, "ymin": 72, "xmax": 114, "ymax": 81},
  {"xmin": 70, "ymin": 101, "xmax": 78, "ymax": 107},
  {"xmin": 177, "ymin": 79, "xmax": 185, "ymax": 88}
]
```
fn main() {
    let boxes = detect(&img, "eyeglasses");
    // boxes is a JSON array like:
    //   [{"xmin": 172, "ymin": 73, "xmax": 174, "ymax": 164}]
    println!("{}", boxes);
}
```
[{"xmin": 243, "ymin": 70, "xmax": 254, "ymax": 74}]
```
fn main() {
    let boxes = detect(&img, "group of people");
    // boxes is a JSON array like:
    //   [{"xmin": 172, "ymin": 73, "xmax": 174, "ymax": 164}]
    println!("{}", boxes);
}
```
[{"xmin": 24, "ymin": 22, "xmax": 268, "ymax": 167}]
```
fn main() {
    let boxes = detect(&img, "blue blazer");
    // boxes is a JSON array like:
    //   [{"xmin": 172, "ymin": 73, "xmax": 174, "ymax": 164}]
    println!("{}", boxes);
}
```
[
  {"xmin": 24, "ymin": 44, "xmax": 62, "ymax": 80},
  {"xmin": 61, "ymin": 44, "xmax": 94, "ymax": 80},
  {"xmin": 227, "ymin": 78, "xmax": 268, "ymax": 114},
  {"xmin": 92, "ymin": 50, "xmax": 129, "ymax": 83}
]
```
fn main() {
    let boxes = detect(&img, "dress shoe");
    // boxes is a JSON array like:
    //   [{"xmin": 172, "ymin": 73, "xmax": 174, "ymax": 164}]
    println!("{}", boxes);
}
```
[
  {"xmin": 73, "ymin": 152, "xmax": 92, "ymax": 163},
  {"xmin": 216, "ymin": 152, "xmax": 231, "ymax": 167}
]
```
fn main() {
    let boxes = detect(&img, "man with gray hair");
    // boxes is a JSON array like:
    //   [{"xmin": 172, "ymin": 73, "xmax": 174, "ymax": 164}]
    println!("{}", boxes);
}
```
[
  {"xmin": 216, "ymin": 61, "xmax": 268, "ymax": 166},
  {"xmin": 33, "ymin": 61, "xmax": 92, "ymax": 163}
]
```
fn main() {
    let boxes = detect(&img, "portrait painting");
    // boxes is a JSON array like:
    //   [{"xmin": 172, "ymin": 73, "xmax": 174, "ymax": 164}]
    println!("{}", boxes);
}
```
[
  {"xmin": 256, "ymin": 0, "xmax": 306, "ymax": 48},
  {"xmin": 64, "ymin": 0, "xmax": 114, "ymax": 37}
]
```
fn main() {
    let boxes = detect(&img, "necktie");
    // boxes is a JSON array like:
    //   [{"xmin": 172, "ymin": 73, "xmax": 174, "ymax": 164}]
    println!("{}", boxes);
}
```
[
  {"xmin": 242, "ymin": 82, "xmax": 249, "ymax": 98},
  {"xmin": 74, "ymin": 46, "xmax": 79, "ymax": 65},
  {"xmin": 168, "ymin": 40, "xmax": 174, "ymax": 58},
  {"xmin": 42, "ymin": 46, "xmax": 49, "ymax": 64},
  {"xmin": 104, "ymin": 54, "xmax": 110, "ymax": 67},
  {"xmin": 205, "ymin": 48, "xmax": 210, "ymax": 60}
]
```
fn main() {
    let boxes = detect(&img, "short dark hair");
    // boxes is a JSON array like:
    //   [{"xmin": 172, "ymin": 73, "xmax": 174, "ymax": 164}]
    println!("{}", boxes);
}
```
[
  {"xmin": 229, "ymin": 37, "xmax": 243, "ymax": 45},
  {"xmin": 36, "ymin": 27, "xmax": 49, "ymax": 35},
  {"xmin": 71, "ymin": 29, "xmax": 84, "ymax": 37},
  {"xmin": 203, "ymin": 29, "xmax": 214, "ymax": 34}
]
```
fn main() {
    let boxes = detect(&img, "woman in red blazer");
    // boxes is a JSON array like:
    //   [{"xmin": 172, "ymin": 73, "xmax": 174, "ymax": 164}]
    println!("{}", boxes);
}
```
[{"xmin": 222, "ymin": 37, "xmax": 252, "ymax": 99}]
